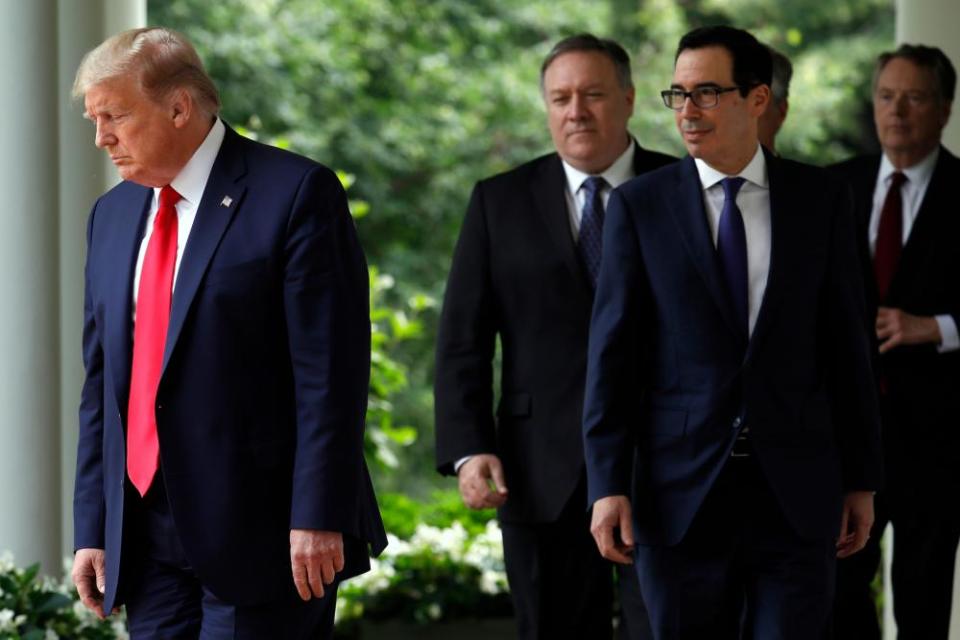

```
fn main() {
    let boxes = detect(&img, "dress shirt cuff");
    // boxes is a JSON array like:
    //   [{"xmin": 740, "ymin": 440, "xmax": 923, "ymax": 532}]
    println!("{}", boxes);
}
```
[
  {"xmin": 935, "ymin": 315, "xmax": 959, "ymax": 353},
  {"xmin": 453, "ymin": 456, "xmax": 472, "ymax": 473}
]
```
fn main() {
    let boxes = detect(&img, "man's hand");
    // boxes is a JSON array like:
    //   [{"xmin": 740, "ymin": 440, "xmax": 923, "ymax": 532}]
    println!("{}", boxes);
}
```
[
  {"xmin": 290, "ymin": 529, "xmax": 344, "ymax": 601},
  {"xmin": 836, "ymin": 491, "xmax": 874, "ymax": 558},
  {"xmin": 72, "ymin": 548, "xmax": 108, "ymax": 619},
  {"xmin": 590, "ymin": 495, "xmax": 635, "ymax": 565},
  {"xmin": 457, "ymin": 454, "xmax": 508, "ymax": 509},
  {"xmin": 877, "ymin": 307, "xmax": 941, "ymax": 354}
]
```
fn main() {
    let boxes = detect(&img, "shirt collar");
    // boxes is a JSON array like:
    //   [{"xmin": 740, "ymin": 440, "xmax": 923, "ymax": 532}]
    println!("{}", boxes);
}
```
[
  {"xmin": 157, "ymin": 117, "xmax": 226, "ymax": 206},
  {"xmin": 694, "ymin": 144, "xmax": 768, "ymax": 191},
  {"xmin": 561, "ymin": 136, "xmax": 636, "ymax": 194},
  {"xmin": 879, "ymin": 145, "xmax": 939, "ymax": 187}
]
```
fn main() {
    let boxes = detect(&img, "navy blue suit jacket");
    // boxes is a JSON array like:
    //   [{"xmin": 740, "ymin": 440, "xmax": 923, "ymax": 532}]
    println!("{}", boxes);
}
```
[
  {"xmin": 583, "ymin": 153, "xmax": 882, "ymax": 546},
  {"xmin": 74, "ymin": 125, "xmax": 387, "ymax": 611}
]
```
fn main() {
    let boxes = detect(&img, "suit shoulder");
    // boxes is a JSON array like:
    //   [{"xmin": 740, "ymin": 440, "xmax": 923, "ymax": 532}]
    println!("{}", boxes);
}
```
[
  {"xmin": 636, "ymin": 147, "xmax": 679, "ymax": 171},
  {"xmin": 474, "ymin": 152, "xmax": 558, "ymax": 193},
  {"xmin": 827, "ymin": 154, "xmax": 880, "ymax": 181},
  {"xmin": 617, "ymin": 159, "xmax": 685, "ymax": 199},
  {"xmin": 233, "ymin": 132, "xmax": 332, "ymax": 179}
]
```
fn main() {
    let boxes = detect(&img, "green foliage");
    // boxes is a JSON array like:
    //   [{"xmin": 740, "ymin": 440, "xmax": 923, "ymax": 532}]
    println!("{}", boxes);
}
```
[
  {"xmin": 378, "ymin": 490, "xmax": 494, "ymax": 539},
  {"xmin": 150, "ymin": 0, "xmax": 896, "ymax": 499},
  {"xmin": 335, "ymin": 520, "xmax": 510, "ymax": 628},
  {"xmin": 0, "ymin": 553, "xmax": 124, "ymax": 640}
]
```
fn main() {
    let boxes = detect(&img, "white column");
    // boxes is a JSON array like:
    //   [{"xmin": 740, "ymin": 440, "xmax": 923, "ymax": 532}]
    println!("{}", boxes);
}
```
[
  {"xmin": 57, "ymin": 0, "xmax": 146, "ymax": 563},
  {"xmin": 0, "ymin": 0, "xmax": 62, "ymax": 576},
  {"xmin": 897, "ymin": 0, "xmax": 960, "ymax": 153}
]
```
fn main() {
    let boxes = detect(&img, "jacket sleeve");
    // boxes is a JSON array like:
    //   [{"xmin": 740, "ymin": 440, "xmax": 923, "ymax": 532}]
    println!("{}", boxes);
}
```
[
  {"xmin": 74, "ymin": 202, "xmax": 107, "ymax": 551},
  {"xmin": 283, "ymin": 165, "xmax": 375, "ymax": 538},
  {"xmin": 434, "ymin": 182, "xmax": 499, "ymax": 475},
  {"xmin": 822, "ymin": 182, "xmax": 884, "ymax": 492}
]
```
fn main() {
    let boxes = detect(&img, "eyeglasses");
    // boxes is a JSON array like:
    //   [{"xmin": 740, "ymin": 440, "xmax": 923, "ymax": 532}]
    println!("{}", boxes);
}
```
[{"xmin": 661, "ymin": 86, "xmax": 740, "ymax": 110}]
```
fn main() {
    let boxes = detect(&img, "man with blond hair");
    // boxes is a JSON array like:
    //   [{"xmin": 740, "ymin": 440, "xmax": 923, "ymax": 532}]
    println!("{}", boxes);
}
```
[{"xmin": 70, "ymin": 27, "xmax": 385, "ymax": 638}]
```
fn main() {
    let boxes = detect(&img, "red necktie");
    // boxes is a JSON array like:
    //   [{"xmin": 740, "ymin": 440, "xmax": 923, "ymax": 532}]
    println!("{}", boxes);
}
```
[
  {"xmin": 874, "ymin": 172, "xmax": 906, "ymax": 302},
  {"xmin": 127, "ymin": 185, "xmax": 181, "ymax": 496}
]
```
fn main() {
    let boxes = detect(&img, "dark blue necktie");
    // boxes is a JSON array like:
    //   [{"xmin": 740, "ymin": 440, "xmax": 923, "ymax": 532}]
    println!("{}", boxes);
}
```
[
  {"xmin": 579, "ymin": 176, "xmax": 607, "ymax": 288},
  {"xmin": 717, "ymin": 177, "xmax": 748, "ymax": 335}
]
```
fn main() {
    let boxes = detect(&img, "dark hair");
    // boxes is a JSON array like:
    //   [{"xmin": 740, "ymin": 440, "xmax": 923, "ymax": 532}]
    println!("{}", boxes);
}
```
[
  {"xmin": 874, "ymin": 44, "xmax": 956, "ymax": 102},
  {"xmin": 675, "ymin": 26, "xmax": 772, "ymax": 97},
  {"xmin": 767, "ymin": 45, "xmax": 793, "ymax": 104},
  {"xmin": 540, "ymin": 33, "xmax": 633, "ymax": 91}
]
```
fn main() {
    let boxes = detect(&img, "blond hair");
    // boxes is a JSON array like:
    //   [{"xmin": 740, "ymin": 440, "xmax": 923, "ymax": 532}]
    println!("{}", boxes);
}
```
[{"xmin": 73, "ymin": 27, "xmax": 220, "ymax": 116}]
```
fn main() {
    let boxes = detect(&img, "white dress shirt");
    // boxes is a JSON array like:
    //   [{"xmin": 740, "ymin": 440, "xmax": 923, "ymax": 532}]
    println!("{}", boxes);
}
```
[
  {"xmin": 694, "ymin": 145, "xmax": 771, "ymax": 336},
  {"xmin": 869, "ymin": 148, "xmax": 958, "ymax": 352},
  {"xmin": 132, "ymin": 118, "xmax": 226, "ymax": 318}
]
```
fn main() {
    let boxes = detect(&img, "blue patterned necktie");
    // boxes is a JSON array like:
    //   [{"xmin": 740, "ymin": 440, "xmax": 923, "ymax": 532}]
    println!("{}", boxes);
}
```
[
  {"xmin": 717, "ymin": 177, "xmax": 748, "ymax": 335},
  {"xmin": 579, "ymin": 176, "xmax": 607, "ymax": 288}
]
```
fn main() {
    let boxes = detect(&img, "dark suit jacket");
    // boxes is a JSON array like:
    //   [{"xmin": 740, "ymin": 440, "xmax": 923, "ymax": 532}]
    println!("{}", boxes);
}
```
[
  {"xmin": 74, "ymin": 125, "xmax": 387, "ymax": 612},
  {"xmin": 434, "ymin": 144, "xmax": 675, "ymax": 524},
  {"xmin": 583, "ymin": 152, "xmax": 883, "ymax": 545},
  {"xmin": 831, "ymin": 147, "xmax": 960, "ymax": 505}
]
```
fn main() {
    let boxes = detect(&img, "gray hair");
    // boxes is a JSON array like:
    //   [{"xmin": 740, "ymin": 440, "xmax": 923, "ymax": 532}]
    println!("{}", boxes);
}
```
[
  {"xmin": 540, "ymin": 33, "xmax": 634, "ymax": 92},
  {"xmin": 767, "ymin": 45, "xmax": 793, "ymax": 105},
  {"xmin": 873, "ymin": 43, "xmax": 956, "ymax": 102},
  {"xmin": 73, "ymin": 27, "xmax": 221, "ymax": 116}
]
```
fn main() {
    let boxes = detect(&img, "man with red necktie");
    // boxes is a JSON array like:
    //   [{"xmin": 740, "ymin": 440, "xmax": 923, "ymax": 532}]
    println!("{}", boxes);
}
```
[
  {"xmin": 831, "ymin": 44, "xmax": 960, "ymax": 640},
  {"xmin": 70, "ymin": 27, "xmax": 385, "ymax": 638}
]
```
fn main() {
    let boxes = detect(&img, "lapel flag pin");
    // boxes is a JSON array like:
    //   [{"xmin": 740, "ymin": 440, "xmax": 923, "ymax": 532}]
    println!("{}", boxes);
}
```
[{"xmin": 221, "ymin": 196, "xmax": 233, "ymax": 207}]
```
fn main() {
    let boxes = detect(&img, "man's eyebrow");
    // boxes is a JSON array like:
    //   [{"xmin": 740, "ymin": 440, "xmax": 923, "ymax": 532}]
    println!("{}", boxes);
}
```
[{"xmin": 670, "ymin": 82, "xmax": 723, "ymax": 89}]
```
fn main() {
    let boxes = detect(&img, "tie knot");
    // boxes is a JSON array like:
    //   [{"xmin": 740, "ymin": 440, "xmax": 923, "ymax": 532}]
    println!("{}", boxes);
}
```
[
  {"xmin": 889, "ymin": 171, "xmax": 907, "ymax": 189},
  {"xmin": 582, "ymin": 176, "xmax": 607, "ymax": 199},
  {"xmin": 721, "ymin": 177, "xmax": 746, "ymax": 201},
  {"xmin": 160, "ymin": 185, "xmax": 182, "ymax": 210}
]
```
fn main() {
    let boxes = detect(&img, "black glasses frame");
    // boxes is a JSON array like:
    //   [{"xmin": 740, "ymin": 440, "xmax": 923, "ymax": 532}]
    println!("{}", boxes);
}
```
[{"xmin": 661, "ymin": 86, "xmax": 741, "ymax": 110}]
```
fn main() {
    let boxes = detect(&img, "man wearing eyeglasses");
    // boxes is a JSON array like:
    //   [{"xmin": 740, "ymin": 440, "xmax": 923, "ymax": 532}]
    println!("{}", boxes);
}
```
[
  {"xmin": 831, "ymin": 44, "xmax": 959, "ymax": 640},
  {"xmin": 583, "ymin": 26, "xmax": 881, "ymax": 639},
  {"xmin": 435, "ymin": 33, "xmax": 674, "ymax": 639}
]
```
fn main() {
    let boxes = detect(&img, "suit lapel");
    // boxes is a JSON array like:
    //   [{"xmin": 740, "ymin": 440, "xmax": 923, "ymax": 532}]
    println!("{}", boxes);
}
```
[
  {"xmin": 669, "ymin": 157, "xmax": 746, "ymax": 343},
  {"xmin": 745, "ymin": 152, "xmax": 788, "ymax": 359},
  {"xmin": 889, "ymin": 147, "xmax": 949, "ymax": 301},
  {"xmin": 161, "ymin": 127, "xmax": 248, "ymax": 374},
  {"xmin": 107, "ymin": 187, "xmax": 153, "ymax": 420},
  {"xmin": 530, "ymin": 154, "xmax": 592, "ymax": 293}
]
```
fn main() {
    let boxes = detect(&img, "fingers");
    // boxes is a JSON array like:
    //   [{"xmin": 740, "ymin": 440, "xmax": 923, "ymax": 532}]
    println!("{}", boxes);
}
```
[
  {"xmin": 72, "ymin": 550, "xmax": 106, "ymax": 619},
  {"xmin": 290, "ymin": 530, "xmax": 344, "ymax": 601},
  {"xmin": 619, "ymin": 506, "xmax": 635, "ymax": 548},
  {"xmin": 458, "ymin": 455, "xmax": 509, "ymax": 510},
  {"xmin": 590, "ymin": 497, "xmax": 634, "ymax": 565},
  {"xmin": 292, "ymin": 562, "xmax": 312, "ymax": 601}
]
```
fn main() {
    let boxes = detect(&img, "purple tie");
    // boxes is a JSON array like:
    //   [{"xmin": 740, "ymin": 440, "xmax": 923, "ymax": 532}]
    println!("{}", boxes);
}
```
[
  {"xmin": 579, "ymin": 176, "xmax": 607, "ymax": 288},
  {"xmin": 717, "ymin": 177, "xmax": 748, "ymax": 335}
]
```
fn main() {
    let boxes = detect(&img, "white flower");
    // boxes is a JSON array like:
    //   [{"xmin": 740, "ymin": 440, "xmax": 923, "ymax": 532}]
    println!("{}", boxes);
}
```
[
  {"xmin": 409, "ymin": 522, "xmax": 468, "ymax": 559},
  {"xmin": 45, "ymin": 628, "xmax": 59, "ymax": 640},
  {"xmin": 0, "ymin": 550, "xmax": 15, "ymax": 573},
  {"xmin": 0, "ymin": 609, "xmax": 16, "ymax": 632},
  {"xmin": 111, "ymin": 618, "xmax": 130, "ymax": 640},
  {"xmin": 426, "ymin": 603, "xmax": 442, "ymax": 620}
]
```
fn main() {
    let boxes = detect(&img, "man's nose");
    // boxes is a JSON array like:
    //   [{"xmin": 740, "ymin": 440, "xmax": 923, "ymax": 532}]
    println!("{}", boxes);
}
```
[
  {"xmin": 567, "ymin": 95, "xmax": 588, "ymax": 120},
  {"xmin": 94, "ymin": 124, "xmax": 115, "ymax": 149}
]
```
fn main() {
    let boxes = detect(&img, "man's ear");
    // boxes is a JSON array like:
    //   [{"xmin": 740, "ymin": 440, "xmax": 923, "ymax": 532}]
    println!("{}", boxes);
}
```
[
  {"xmin": 170, "ymin": 88, "xmax": 193, "ymax": 129},
  {"xmin": 750, "ymin": 84, "xmax": 771, "ymax": 117}
]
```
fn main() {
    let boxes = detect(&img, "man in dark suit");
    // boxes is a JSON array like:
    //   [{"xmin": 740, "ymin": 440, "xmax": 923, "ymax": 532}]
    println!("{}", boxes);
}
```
[
  {"xmin": 583, "ymin": 26, "xmax": 882, "ymax": 639},
  {"xmin": 758, "ymin": 44, "xmax": 792, "ymax": 155},
  {"xmin": 434, "ymin": 34, "xmax": 674, "ymax": 639},
  {"xmin": 69, "ymin": 27, "xmax": 386, "ymax": 638},
  {"xmin": 832, "ymin": 44, "xmax": 959, "ymax": 640}
]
